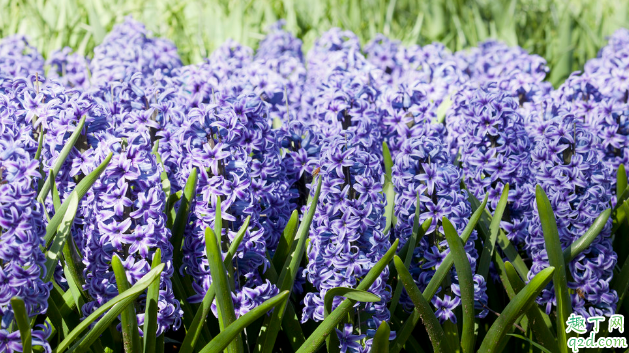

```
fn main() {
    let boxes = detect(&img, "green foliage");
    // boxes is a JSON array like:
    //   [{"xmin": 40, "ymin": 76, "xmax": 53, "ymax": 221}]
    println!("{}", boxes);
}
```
[
  {"xmin": 2, "ymin": 0, "xmax": 627, "ymax": 85},
  {"xmin": 11, "ymin": 297, "xmax": 32, "ymax": 353}
]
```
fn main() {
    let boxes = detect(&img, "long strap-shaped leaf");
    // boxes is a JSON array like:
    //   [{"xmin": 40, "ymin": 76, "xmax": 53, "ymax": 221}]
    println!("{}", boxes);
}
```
[
  {"xmin": 45, "ymin": 152, "xmax": 113, "ymax": 246},
  {"xmin": 296, "ymin": 238, "xmax": 400, "ymax": 353},
  {"xmin": 255, "ymin": 177, "xmax": 322, "ymax": 353},
  {"xmin": 383, "ymin": 141, "xmax": 395, "ymax": 235},
  {"xmin": 52, "ymin": 264, "xmax": 165, "ymax": 353},
  {"xmin": 143, "ymin": 249, "xmax": 162, "ymax": 353},
  {"xmin": 612, "ymin": 164, "xmax": 629, "ymax": 232},
  {"xmin": 323, "ymin": 289, "xmax": 380, "ymax": 318},
  {"xmin": 198, "ymin": 291, "xmax": 290, "ymax": 353},
  {"xmin": 392, "ymin": 256, "xmax": 447, "ymax": 353},
  {"xmin": 43, "ymin": 192, "xmax": 79, "ymax": 283},
  {"xmin": 504, "ymin": 262, "xmax": 559, "ymax": 352},
  {"xmin": 474, "ymin": 202, "xmax": 528, "ymax": 279},
  {"xmin": 614, "ymin": 251, "xmax": 629, "ymax": 311},
  {"xmin": 179, "ymin": 216, "xmax": 250, "ymax": 353},
  {"xmin": 205, "ymin": 227, "xmax": 242, "ymax": 353},
  {"xmin": 261, "ymin": 252, "xmax": 306, "ymax": 351},
  {"xmin": 11, "ymin": 297, "xmax": 32, "ymax": 353},
  {"xmin": 443, "ymin": 217, "xmax": 476, "ymax": 353},
  {"xmin": 562, "ymin": 208, "xmax": 610, "ymax": 262},
  {"xmin": 536, "ymin": 185, "xmax": 572, "ymax": 353},
  {"xmin": 423, "ymin": 193, "xmax": 488, "ymax": 300},
  {"xmin": 112, "ymin": 255, "xmax": 142, "ymax": 353},
  {"xmin": 477, "ymin": 266, "xmax": 555, "ymax": 353},
  {"xmin": 477, "ymin": 183, "xmax": 509, "ymax": 280},
  {"xmin": 37, "ymin": 115, "xmax": 87, "ymax": 204},
  {"xmin": 390, "ymin": 194, "xmax": 487, "ymax": 353},
  {"xmin": 389, "ymin": 209, "xmax": 431, "ymax": 317},
  {"xmin": 618, "ymin": 164, "xmax": 627, "ymax": 200},
  {"xmin": 371, "ymin": 321, "xmax": 390, "ymax": 353},
  {"xmin": 272, "ymin": 210, "xmax": 299, "ymax": 271},
  {"xmin": 172, "ymin": 168, "xmax": 198, "ymax": 268},
  {"xmin": 61, "ymin": 229, "xmax": 90, "ymax": 305},
  {"xmin": 467, "ymin": 192, "xmax": 530, "ymax": 279}
]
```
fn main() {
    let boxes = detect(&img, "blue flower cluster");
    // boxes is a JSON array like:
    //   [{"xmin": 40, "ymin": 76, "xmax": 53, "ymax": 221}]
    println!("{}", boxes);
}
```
[
  {"xmin": 302, "ymin": 132, "xmax": 390, "ymax": 331},
  {"xmin": 0, "ymin": 36, "xmax": 51, "ymax": 353},
  {"xmin": 527, "ymin": 102, "xmax": 617, "ymax": 318},
  {"xmin": 391, "ymin": 135, "xmax": 488, "ymax": 321},
  {"xmin": 447, "ymin": 83, "xmax": 535, "ymax": 244}
]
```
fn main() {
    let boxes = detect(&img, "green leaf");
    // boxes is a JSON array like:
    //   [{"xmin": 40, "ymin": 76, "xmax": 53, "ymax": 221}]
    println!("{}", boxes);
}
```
[
  {"xmin": 478, "ymin": 266, "xmax": 555, "ymax": 353},
  {"xmin": 204, "ymin": 227, "xmax": 242, "ymax": 353},
  {"xmin": 273, "ymin": 210, "xmax": 299, "ymax": 272},
  {"xmin": 323, "ymin": 288, "xmax": 380, "ymax": 318},
  {"xmin": 613, "ymin": 250, "xmax": 629, "ymax": 311},
  {"xmin": 165, "ymin": 191, "xmax": 182, "ymax": 229},
  {"xmin": 179, "ymin": 217, "xmax": 250, "ymax": 353},
  {"xmin": 45, "ymin": 297, "xmax": 64, "ymax": 343},
  {"xmin": 260, "ymin": 252, "xmax": 306, "ymax": 352},
  {"xmin": 37, "ymin": 115, "xmax": 86, "ymax": 204},
  {"xmin": 383, "ymin": 141, "xmax": 393, "ymax": 178},
  {"xmin": 506, "ymin": 334, "xmax": 553, "ymax": 353},
  {"xmin": 53, "ymin": 264, "xmax": 165, "ymax": 353},
  {"xmin": 392, "ymin": 256, "xmax": 448, "ymax": 353},
  {"xmin": 468, "ymin": 192, "xmax": 529, "ymax": 279},
  {"xmin": 85, "ymin": 0, "xmax": 105, "ymax": 43},
  {"xmin": 535, "ymin": 185, "xmax": 572, "ymax": 353},
  {"xmin": 390, "ymin": 208, "xmax": 430, "ymax": 316},
  {"xmin": 45, "ymin": 152, "xmax": 112, "ymax": 247},
  {"xmin": 152, "ymin": 140, "xmax": 172, "ymax": 200},
  {"xmin": 43, "ymin": 192, "xmax": 78, "ymax": 283},
  {"xmin": 423, "ymin": 193, "xmax": 488, "ymax": 300},
  {"xmin": 371, "ymin": 321, "xmax": 390, "ymax": 353},
  {"xmin": 61, "ymin": 232, "xmax": 90, "ymax": 305},
  {"xmin": 255, "ymin": 177, "xmax": 322, "ymax": 353},
  {"xmin": 112, "ymin": 255, "xmax": 142, "ymax": 353},
  {"xmin": 396, "ymin": 201, "xmax": 431, "ymax": 265},
  {"xmin": 198, "ymin": 291, "xmax": 290, "ymax": 353},
  {"xmin": 51, "ymin": 170, "xmax": 61, "ymax": 211},
  {"xmin": 617, "ymin": 164, "xmax": 627, "ymax": 199},
  {"xmin": 11, "ymin": 297, "xmax": 32, "ymax": 353},
  {"xmin": 504, "ymin": 262, "xmax": 559, "ymax": 353},
  {"xmin": 383, "ymin": 141, "xmax": 395, "ymax": 236},
  {"xmin": 51, "ymin": 283, "xmax": 81, "ymax": 327},
  {"xmin": 215, "ymin": 196, "xmax": 222, "ymax": 239},
  {"xmin": 477, "ymin": 183, "xmax": 509, "ymax": 280},
  {"xmin": 171, "ymin": 168, "xmax": 197, "ymax": 269},
  {"xmin": 143, "ymin": 249, "xmax": 162, "ymax": 353},
  {"xmin": 562, "ymin": 208, "xmax": 610, "ymax": 263},
  {"xmin": 443, "ymin": 217, "xmax": 475, "ymax": 353},
  {"xmin": 549, "ymin": 11, "xmax": 573, "ymax": 86},
  {"xmin": 296, "ymin": 238, "xmax": 400, "ymax": 353}
]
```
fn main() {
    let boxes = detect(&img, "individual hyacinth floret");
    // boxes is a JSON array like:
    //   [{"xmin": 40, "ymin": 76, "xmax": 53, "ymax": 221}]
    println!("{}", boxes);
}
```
[{"xmin": 391, "ymin": 135, "xmax": 488, "ymax": 321}]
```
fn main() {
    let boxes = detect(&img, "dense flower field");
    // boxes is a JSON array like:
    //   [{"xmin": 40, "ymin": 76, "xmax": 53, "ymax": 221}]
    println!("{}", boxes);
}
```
[{"xmin": 1, "ymin": 16, "xmax": 628, "ymax": 353}]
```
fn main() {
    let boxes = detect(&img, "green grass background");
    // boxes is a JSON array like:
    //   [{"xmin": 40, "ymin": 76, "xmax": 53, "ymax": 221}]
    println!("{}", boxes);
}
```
[{"xmin": 1, "ymin": 0, "xmax": 627, "ymax": 85}]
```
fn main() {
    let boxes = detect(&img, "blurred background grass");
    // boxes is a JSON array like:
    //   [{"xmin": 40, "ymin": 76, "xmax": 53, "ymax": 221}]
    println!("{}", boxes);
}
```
[{"xmin": 1, "ymin": 0, "xmax": 627, "ymax": 85}]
